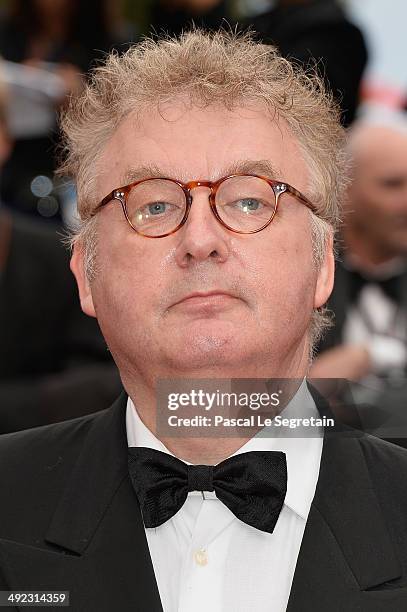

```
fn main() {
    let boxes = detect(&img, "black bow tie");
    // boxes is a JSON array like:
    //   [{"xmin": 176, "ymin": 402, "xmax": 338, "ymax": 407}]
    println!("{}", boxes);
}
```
[
  {"xmin": 128, "ymin": 447, "xmax": 287, "ymax": 534},
  {"xmin": 348, "ymin": 269, "xmax": 402, "ymax": 304}
]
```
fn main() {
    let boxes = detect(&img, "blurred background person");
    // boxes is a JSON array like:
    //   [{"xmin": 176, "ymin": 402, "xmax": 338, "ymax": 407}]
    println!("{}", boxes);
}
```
[
  {"xmin": 312, "ymin": 112, "xmax": 407, "ymax": 441},
  {"xmin": 0, "ymin": 0, "xmax": 136, "ymax": 221},
  {"xmin": 0, "ymin": 83, "xmax": 122, "ymax": 434},
  {"xmin": 246, "ymin": 0, "xmax": 368, "ymax": 126}
]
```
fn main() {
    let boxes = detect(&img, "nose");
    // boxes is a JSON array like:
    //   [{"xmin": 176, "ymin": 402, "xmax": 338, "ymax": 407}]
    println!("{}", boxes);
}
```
[{"xmin": 174, "ymin": 186, "xmax": 230, "ymax": 268}]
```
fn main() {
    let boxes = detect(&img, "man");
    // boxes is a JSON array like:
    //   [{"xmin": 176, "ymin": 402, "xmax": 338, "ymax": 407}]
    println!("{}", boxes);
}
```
[
  {"xmin": 312, "ymin": 115, "xmax": 407, "ymax": 442},
  {"xmin": 0, "ymin": 30, "xmax": 407, "ymax": 611}
]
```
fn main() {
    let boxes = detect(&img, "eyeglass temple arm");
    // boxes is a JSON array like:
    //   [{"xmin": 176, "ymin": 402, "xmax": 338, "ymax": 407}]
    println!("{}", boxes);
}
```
[{"xmin": 282, "ymin": 184, "xmax": 318, "ymax": 214}]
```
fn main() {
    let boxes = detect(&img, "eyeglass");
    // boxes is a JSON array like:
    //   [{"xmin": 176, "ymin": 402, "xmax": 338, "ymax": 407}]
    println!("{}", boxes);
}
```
[{"xmin": 94, "ymin": 173, "xmax": 317, "ymax": 238}]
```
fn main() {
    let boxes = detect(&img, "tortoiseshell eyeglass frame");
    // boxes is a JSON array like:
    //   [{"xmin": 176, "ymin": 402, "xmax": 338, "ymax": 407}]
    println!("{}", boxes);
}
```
[{"xmin": 93, "ymin": 173, "xmax": 318, "ymax": 238}]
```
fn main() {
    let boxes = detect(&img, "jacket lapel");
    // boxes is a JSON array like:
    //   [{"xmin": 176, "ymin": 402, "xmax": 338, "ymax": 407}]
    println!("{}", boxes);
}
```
[
  {"xmin": 0, "ymin": 394, "xmax": 163, "ymax": 612},
  {"xmin": 287, "ymin": 429, "xmax": 402, "ymax": 611}
]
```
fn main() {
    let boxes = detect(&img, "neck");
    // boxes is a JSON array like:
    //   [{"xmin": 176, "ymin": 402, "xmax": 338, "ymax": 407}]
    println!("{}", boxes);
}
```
[{"xmin": 122, "ymin": 343, "xmax": 309, "ymax": 464}]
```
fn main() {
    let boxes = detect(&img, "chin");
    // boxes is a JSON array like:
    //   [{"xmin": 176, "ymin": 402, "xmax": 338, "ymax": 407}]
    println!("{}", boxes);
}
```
[{"xmin": 166, "ymin": 329, "xmax": 246, "ymax": 373}]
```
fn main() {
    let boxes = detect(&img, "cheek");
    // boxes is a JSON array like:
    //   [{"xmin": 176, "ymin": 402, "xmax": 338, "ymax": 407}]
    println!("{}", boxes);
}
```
[
  {"xmin": 92, "ymin": 227, "xmax": 174, "ymax": 337},
  {"xmin": 369, "ymin": 205, "xmax": 401, "ymax": 236},
  {"xmin": 89, "ymin": 265, "xmax": 161, "ymax": 369},
  {"xmin": 361, "ymin": 191, "xmax": 400, "ymax": 225},
  {"xmin": 89, "ymin": 228, "xmax": 142, "ymax": 317},
  {"xmin": 253, "ymin": 224, "xmax": 316, "ymax": 324},
  {"xmin": 96, "ymin": 220, "xmax": 152, "ymax": 298}
]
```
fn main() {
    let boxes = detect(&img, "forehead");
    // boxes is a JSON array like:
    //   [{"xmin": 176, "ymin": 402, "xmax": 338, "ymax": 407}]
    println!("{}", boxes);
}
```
[
  {"xmin": 95, "ymin": 102, "xmax": 309, "ymax": 195},
  {"xmin": 355, "ymin": 126, "xmax": 407, "ymax": 177}
]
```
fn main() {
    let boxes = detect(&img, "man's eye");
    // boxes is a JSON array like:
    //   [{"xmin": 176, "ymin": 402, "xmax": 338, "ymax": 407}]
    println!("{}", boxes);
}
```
[
  {"xmin": 147, "ymin": 201, "xmax": 169, "ymax": 215},
  {"xmin": 234, "ymin": 198, "xmax": 263, "ymax": 212}
]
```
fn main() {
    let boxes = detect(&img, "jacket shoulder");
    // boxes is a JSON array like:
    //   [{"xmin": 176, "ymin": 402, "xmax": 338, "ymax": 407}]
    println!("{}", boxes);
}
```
[
  {"xmin": 0, "ymin": 412, "xmax": 104, "ymax": 519},
  {"xmin": 359, "ymin": 433, "xmax": 407, "ymax": 473},
  {"xmin": 0, "ymin": 410, "xmax": 102, "ymax": 468},
  {"xmin": 0, "ymin": 410, "xmax": 110, "ymax": 545}
]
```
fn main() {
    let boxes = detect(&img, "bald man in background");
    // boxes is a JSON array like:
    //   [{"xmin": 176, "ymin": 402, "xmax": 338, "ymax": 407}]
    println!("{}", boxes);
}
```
[{"xmin": 312, "ymin": 115, "xmax": 407, "ymax": 439}]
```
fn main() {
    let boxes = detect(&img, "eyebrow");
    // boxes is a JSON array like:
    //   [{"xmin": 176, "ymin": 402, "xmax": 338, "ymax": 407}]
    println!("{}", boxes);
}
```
[
  {"xmin": 225, "ymin": 159, "xmax": 282, "ymax": 179},
  {"xmin": 121, "ymin": 164, "xmax": 168, "ymax": 185},
  {"xmin": 120, "ymin": 159, "xmax": 283, "ymax": 186}
]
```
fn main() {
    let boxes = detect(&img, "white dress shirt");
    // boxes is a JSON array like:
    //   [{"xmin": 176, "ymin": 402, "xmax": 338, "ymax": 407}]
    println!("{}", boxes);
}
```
[
  {"xmin": 126, "ymin": 381, "xmax": 323, "ymax": 612},
  {"xmin": 342, "ymin": 257, "xmax": 407, "ymax": 378},
  {"xmin": 343, "ymin": 283, "xmax": 407, "ymax": 376}
]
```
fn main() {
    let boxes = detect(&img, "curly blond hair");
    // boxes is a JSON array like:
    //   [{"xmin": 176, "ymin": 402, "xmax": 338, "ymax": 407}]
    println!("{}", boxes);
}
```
[{"xmin": 59, "ymin": 29, "xmax": 348, "ymax": 347}]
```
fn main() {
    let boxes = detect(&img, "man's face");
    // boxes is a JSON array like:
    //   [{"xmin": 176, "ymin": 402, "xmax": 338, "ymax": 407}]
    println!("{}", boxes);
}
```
[
  {"xmin": 72, "ymin": 103, "xmax": 333, "ymax": 382},
  {"xmin": 348, "ymin": 126, "xmax": 407, "ymax": 259}
]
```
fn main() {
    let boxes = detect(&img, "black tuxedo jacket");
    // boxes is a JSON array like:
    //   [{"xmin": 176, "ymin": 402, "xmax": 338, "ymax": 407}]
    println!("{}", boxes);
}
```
[
  {"xmin": 1, "ymin": 392, "xmax": 407, "ymax": 611},
  {"xmin": 0, "ymin": 212, "xmax": 121, "ymax": 433}
]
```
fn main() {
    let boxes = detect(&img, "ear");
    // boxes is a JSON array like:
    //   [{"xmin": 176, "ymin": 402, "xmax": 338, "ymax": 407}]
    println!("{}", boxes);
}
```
[
  {"xmin": 70, "ymin": 243, "xmax": 97, "ymax": 318},
  {"xmin": 314, "ymin": 231, "xmax": 335, "ymax": 308}
]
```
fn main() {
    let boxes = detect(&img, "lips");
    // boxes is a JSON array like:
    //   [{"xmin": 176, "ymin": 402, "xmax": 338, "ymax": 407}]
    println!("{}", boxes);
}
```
[{"xmin": 172, "ymin": 290, "xmax": 237, "ymax": 308}]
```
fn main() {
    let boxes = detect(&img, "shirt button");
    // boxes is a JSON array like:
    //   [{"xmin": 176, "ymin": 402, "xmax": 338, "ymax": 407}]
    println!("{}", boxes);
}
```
[{"xmin": 194, "ymin": 548, "xmax": 208, "ymax": 566}]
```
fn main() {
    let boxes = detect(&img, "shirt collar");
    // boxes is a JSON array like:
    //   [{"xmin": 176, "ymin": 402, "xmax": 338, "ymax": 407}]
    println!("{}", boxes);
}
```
[{"xmin": 126, "ymin": 379, "xmax": 322, "ymax": 521}]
